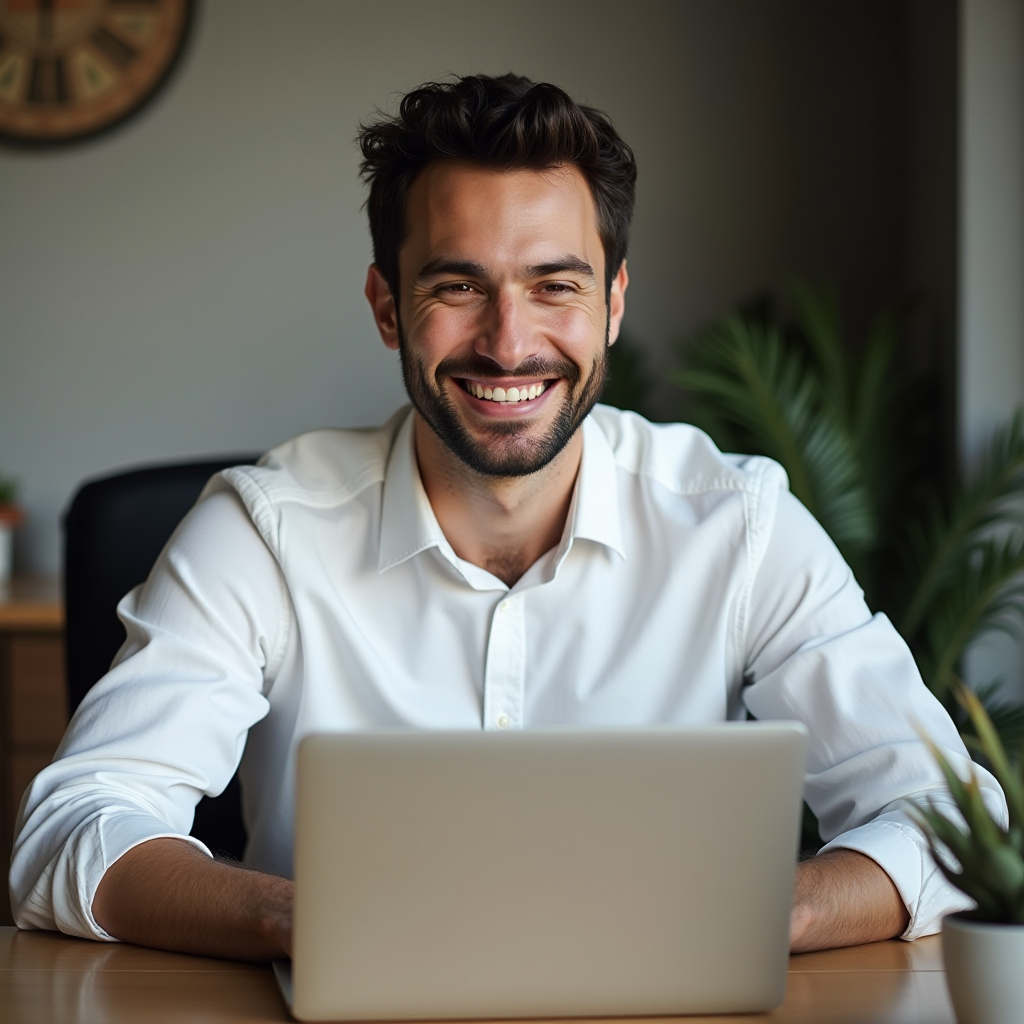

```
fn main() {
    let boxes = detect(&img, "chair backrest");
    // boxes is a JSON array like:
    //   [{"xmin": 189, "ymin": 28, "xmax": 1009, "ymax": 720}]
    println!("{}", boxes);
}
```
[{"xmin": 63, "ymin": 454, "xmax": 260, "ymax": 859}]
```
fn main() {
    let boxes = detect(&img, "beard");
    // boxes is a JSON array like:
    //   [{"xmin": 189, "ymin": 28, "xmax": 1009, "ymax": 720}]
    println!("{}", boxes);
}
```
[{"xmin": 397, "ymin": 322, "xmax": 609, "ymax": 479}]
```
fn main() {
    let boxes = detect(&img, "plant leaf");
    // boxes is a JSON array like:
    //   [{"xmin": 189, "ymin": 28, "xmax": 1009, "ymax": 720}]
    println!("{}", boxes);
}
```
[
  {"xmin": 919, "ymin": 534, "xmax": 1024, "ymax": 697},
  {"xmin": 960, "ymin": 680, "xmax": 1024, "ymax": 761},
  {"xmin": 957, "ymin": 685, "xmax": 1024, "ymax": 832},
  {"xmin": 900, "ymin": 408, "xmax": 1024, "ymax": 640},
  {"xmin": 788, "ymin": 279, "xmax": 849, "ymax": 426},
  {"xmin": 671, "ymin": 312, "xmax": 876, "ymax": 561}
]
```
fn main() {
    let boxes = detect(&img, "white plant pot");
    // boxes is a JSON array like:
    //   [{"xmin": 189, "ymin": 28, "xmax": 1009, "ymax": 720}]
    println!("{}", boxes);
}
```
[
  {"xmin": 0, "ymin": 522, "xmax": 12, "ymax": 587},
  {"xmin": 943, "ymin": 911, "xmax": 1024, "ymax": 1024}
]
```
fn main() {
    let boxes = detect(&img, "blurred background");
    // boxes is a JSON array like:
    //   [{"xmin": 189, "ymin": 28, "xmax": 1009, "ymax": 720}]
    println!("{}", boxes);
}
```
[{"xmin": 1, "ymin": 0, "xmax": 1022, "ymax": 696}]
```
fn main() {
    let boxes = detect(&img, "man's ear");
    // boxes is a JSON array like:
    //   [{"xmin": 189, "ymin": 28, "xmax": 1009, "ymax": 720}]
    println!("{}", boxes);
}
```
[
  {"xmin": 365, "ymin": 265, "xmax": 400, "ymax": 351},
  {"xmin": 606, "ymin": 260, "xmax": 629, "ymax": 346}
]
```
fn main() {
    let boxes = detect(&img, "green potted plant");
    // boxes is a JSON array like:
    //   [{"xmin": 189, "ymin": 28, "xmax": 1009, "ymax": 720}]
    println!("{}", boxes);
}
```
[
  {"xmin": 912, "ymin": 685, "xmax": 1024, "ymax": 1024},
  {"xmin": 0, "ymin": 473, "xmax": 23, "ymax": 588}
]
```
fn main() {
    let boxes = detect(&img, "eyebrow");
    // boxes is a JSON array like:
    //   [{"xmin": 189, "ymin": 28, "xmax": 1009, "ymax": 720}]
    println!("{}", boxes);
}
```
[
  {"xmin": 415, "ymin": 254, "xmax": 596, "ymax": 282},
  {"xmin": 416, "ymin": 258, "xmax": 488, "ymax": 281},
  {"xmin": 525, "ymin": 256, "xmax": 595, "ymax": 279}
]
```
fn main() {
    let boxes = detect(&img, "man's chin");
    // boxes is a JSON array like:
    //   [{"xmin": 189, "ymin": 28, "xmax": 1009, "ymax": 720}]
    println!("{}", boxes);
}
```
[
  {"xmin": 423, "ymin": 403, "xmax": 576, "ymax": 478},
  {"xmin": 399, "ymin": 346, "xmax": 605, "ymax": 478}
]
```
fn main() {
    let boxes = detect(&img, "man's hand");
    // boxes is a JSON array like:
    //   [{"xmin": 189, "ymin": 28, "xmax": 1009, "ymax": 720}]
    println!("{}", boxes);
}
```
[
  {"xmin": 789, "ymin": 848, "xmax": 910, "ymax": 953},
  {"xmin": 92, "ymin": 837, "xmax": 293, "ymax": 961},
  {"xmin": 95, "ymin": 839, "xmax": 904, "ymax": 960}
]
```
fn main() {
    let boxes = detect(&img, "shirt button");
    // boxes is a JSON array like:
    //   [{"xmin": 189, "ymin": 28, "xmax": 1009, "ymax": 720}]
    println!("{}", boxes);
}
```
[
  {"xmin": 497, "ymin": 714, "xmax": 510, "ymax": 729},
  {"xmin": 499, "ymin": 600, "xmax": 509, "ymax": 612}
]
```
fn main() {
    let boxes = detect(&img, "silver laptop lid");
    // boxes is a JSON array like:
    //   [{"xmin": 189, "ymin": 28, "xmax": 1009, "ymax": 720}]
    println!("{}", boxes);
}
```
[{"xmin": 292, "ymin": 724, "xmax": 807, "ymax": 1021}]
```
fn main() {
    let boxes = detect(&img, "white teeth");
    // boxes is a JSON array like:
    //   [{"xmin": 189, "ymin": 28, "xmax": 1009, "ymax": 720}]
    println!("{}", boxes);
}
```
[{"xmin": 465, "ymin": 381, "xmax": 547, "ymax": 404}]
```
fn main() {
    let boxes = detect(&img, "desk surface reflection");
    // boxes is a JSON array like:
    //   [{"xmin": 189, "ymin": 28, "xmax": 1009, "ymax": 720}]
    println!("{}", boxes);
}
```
[{"xmin": 0, "ymin": 926, "xmax": 954, "ymax": 1023}]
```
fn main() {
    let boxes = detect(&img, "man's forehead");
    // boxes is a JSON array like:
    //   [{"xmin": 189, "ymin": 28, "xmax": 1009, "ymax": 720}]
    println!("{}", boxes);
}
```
[
  {"xmin": 410, "ymin": 158, "xmax": 586, "ymax": 193},
  {"xmin": 400, "ymin": 161, "xmax": 602, "ymax": 269}
]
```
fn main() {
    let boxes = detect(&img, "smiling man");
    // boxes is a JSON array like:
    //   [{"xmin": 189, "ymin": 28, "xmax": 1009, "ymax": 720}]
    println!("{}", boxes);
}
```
[
  {"xmin": 10, "ymin": 74, "xmax": 1004, "ymax": 961},
  {"xmin": 368, "ymin": 158, "xmax": 626, "ymax": 587}
]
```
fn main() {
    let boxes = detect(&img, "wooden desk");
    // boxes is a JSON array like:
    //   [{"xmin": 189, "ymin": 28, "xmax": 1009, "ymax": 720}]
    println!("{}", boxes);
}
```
[
  {"xmin": 0, "ymin": 927, "xmax": 955, "ymax": 1023},
  {"xmin": 0, "ymin": 579, "xmax": 68, "ymax": 928}
]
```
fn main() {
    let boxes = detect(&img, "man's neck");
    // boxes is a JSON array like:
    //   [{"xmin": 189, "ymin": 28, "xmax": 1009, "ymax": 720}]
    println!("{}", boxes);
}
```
[{"xmin": 412, "ymin": 414, "xmax": 582, "ymax": 588}]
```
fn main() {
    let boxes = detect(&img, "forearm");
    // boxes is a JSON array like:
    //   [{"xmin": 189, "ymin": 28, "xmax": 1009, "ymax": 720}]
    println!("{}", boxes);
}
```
[
  {"xmin": 92, "ymin": 838, "xmax": 292, "ymax": 961},
  {"xmin": 789, "ymin": 848, "xmax": 909, "ymax": 953}
]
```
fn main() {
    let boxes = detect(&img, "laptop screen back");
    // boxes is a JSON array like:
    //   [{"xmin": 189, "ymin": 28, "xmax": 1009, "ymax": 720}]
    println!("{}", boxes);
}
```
[{"xmin": 292, "ymin": 724, "xmax": 807, "ymax": 1021}]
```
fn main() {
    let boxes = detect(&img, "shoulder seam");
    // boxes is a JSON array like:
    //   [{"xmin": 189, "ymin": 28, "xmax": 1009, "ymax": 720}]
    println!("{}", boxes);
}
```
[
  {"xmin": 226, "ymin": 463, "xmax": 383, "ymax": 511},
  {"xmin": 734, "ymin": 459, "xmax": 780, "ymax": 681},
  {"xmin": 617, "ymin": 458, "xmax": 771, "ymax": 499}
]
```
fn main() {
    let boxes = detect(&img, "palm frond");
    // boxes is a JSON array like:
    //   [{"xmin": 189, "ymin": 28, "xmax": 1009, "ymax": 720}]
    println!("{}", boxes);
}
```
[
  {"xmin": 671, "ymin": 312, "xmax": 876, "ymax": 559},
  {"xmin": 670, "ymin": 316, "xmax": 818, "ymax": 497},
  {"xmin": 850, "ymin": 307, "xmax": 901, "ymax": 532},
  {"xmin": 901, "ymin": 408, "xmax": 1024, "ymax": 639},
  {"xmin": 788, "ymin": 280, "xmax": 849, "ymax": 425},
  {"xmin": 957, "ymin": 684, "xmax": 1024, "ymax": 828},
  {"xmin": 919, "ymin": 533, "xmax": 1024, "ymax": 696},
  {"xmin": 960, "ymin": 680, "xmax": 1024, "ymax": 764}
]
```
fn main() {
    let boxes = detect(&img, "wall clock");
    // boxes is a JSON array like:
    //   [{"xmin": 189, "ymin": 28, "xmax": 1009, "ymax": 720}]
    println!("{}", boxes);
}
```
[{"xmin": 0, "ymin": 0, "xmax": 193, "ymax": 146}]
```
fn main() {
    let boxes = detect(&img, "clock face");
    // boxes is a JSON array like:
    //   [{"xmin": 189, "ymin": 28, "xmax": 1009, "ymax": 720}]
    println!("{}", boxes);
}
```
[{"xmin": 0, "ymin": 0, "xmax": 193, "ymax": 146}]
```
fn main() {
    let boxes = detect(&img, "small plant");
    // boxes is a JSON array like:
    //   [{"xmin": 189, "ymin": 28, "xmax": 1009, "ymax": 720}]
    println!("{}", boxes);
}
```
[{"xmin": 911, "ymin": 685, "xmax": 1024, "ymax": 924}]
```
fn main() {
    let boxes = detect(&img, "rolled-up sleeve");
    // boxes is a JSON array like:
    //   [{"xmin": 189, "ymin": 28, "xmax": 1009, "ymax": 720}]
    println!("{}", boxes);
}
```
[
  {"xmin": 740, "ymin": 485, "xmax": 1007, "ymax": 939},
  {"xmin": 9, "ymin": 486, "xmax": 286, "ymax": 939}
]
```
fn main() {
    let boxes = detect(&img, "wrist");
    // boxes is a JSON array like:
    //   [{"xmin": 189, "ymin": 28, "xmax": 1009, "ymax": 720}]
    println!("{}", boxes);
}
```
[
  {"xmin": 790, "ymin": 849, "xmax": 908, "ymax": 953},
  {"xmin": 251, "ymin": 873, "xmax": 294, "ymax": 958}
]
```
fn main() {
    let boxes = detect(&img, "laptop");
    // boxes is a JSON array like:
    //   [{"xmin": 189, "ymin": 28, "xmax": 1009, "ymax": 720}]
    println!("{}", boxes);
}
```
[{"xmin": 276, "ymin": 723, "xmax": 807, "ymax": 1021}]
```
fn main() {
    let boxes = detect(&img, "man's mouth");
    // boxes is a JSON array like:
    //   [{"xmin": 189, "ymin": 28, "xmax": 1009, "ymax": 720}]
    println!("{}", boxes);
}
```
[{"xmin": 459, "ymin": 379, "xmax": 550, "ymax": 405}]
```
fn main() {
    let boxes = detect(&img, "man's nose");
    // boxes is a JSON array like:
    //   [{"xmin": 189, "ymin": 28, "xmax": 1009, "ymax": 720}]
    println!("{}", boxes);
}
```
[{"xmin": 475, "ymin": 289, "xmax": 539, "ymax": 371}]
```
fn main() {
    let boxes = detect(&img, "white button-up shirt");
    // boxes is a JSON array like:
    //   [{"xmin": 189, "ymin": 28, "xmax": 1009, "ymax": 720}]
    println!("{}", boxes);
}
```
[{"xmin": 10, "ymin": 406, "xmax": 1004, "ymax": 940}]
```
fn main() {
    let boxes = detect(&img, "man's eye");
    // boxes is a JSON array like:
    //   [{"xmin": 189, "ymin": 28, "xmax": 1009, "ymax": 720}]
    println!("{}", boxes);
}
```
[
  {"xmin": 542, "ymin": 283, "xmax": 573, "ymax": 294},
  {"xmin": 441, "ymin": 283, "xmax": 475, "ymax": 294}
]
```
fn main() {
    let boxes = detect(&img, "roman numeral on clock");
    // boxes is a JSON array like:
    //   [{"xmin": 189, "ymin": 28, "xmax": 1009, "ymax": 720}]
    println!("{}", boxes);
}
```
[
  {"xmin": 90, "ymin": 26, "xmax": 138, "ymax": 69},
  {"xmin": 28, "ymin": 55, "xmax": 69, "ymax": 104}
]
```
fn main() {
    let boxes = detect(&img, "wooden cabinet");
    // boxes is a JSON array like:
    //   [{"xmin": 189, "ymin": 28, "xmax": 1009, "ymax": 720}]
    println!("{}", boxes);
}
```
[{"xmin": 0, "ymin": 579, "xmax": 66, "ymax": 927}]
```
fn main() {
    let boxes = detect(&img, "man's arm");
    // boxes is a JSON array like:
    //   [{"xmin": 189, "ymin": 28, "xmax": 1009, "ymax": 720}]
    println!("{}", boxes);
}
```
[
  {"xmin": 95, "ymin": 839, "xmax": 903, "ymax": 961},
  {"xmin": 11, "ymin": 490, "xmax": 285, "ymax": 939},
  {"xmin": 92, "ymin": 838, "xmax": 292, "ymax": 961},
  {"xmin": 789, "ymin": 848, "xmax": 909, "ymax": 953},
  {"xmin": 739, "ymin": 487, "xmax": 1004, "ymax": 940}
]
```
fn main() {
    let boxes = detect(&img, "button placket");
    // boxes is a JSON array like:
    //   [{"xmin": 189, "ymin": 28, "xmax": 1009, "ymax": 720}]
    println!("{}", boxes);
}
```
[{"xmin": 482, "ymin": 594, "xmax": 526, "ymax": 730}]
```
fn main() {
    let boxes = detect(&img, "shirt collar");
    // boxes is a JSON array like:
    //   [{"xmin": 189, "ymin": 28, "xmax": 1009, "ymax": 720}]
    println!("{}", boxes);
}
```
[
  {"xmin": 562, "ymin": 414, "xmax": 626, "ymax": 560},
  {"xmin": 378, "ymin": 410, "xmax": 446, "ymax": 572},
  {"xmin": 377, "ymin": 409, "xmax": 625, "ymax": 574}
]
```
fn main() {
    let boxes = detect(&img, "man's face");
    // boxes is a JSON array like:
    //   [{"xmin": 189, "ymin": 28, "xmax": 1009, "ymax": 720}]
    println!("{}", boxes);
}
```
[{"xmin": 369, "ymin": 161, "xmax": 627, "ymax": 478}]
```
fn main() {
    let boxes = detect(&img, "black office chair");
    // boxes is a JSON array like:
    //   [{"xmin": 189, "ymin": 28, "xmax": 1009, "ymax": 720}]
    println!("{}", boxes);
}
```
[{"xmin": 63, "ymin": 454, "xmax": 261, "ymax": 860}]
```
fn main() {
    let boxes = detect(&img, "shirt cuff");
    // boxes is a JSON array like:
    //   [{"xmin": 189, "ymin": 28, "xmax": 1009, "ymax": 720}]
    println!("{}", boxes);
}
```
[
  {"xmin": 820, "ymin": 817, "xmax": 973, "ymax": 940},
  {"xmin": 24, "ymin": 811, "xmax": 212, "ymax": 941}
]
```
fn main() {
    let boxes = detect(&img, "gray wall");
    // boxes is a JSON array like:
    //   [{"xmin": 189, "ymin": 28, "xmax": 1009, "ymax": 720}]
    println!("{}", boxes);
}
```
[
  {"xmin": 960, "ymin": 0, "xmax": 1024, "ymax": 460},
  {"xmin": 959, "ymin": 0, "xmax": 1024, "ymax": 698},
  {"xmin": 0, "ymin": 1, "xmax": 950, "ymax": 574}
]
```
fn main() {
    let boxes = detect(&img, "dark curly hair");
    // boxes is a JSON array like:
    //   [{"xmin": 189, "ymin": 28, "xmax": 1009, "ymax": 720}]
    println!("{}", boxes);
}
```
[{"xmin": 357, "ymin": 74, "xmax": 637, "ymax": 295}]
